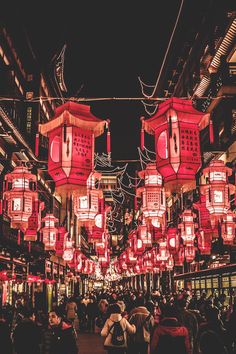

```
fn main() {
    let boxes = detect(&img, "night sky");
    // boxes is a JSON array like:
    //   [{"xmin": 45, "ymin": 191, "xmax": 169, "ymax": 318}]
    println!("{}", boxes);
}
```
[{"xmin": 6, "ymin": 1, "xmax": 190, "ymax": 161}]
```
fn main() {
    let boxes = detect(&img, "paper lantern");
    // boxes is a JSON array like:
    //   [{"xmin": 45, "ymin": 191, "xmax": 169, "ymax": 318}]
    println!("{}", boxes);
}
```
[
  {"xmin": 142, "ymin": 98, "xmax": 209, "ymax": 194},
  {"xmin": 73, "ymin": 172, "xmax": 103, "ymax": 226},
  {"xmin": 166, "ymin": 255, "xmax": 174, "ymax": 270},
  {"xmin": 63, "ymin": 238, "xmax": 75, "ymax": 261},
  {"xmin": 166, "ymin": 227, "xmax": 179, "ymax": 254},
  {"xmin": 178, "ymin": 210, "xmax": 197, "ymax": 246},
  {"xmin": 41, "ymin": 214, "xmax": 58, "ymax": 251},
  {"xmin": 174, "ymin": 245, "xmax": 185, "ymax": 266},
  {"xmin": 200, "ymin": 160, "xmax": 235, "ymax": 229},
  {"xmin": 197, "ymin": 230, "xmax": 212, "ymax": 255},
  {"xmin": 137, "ymin": 163, "xmax": 166, "ymax": 222},
  {"xmin": 138, "ymin": 223, "xmax": 152, "ymax": 248},
  {"xmin": 221, "ymin": 211, "xmax": 236, "ymax": 245},
  {"xmin": 56, "ymin": 227, "xmax": 67, "ymax": 256},
  {"xmin": 3, "ymin": 166, "xmax": 37, "ymax": 231},
  {"xmin": 185, "ymin": 245, "xmax": 196, "ymax": 263},
  {"xmin": 157, "ymin": 241, "xmax": 170, "ymax": 262},
  {"xmin": 38, "ymin": 102, "xmax": 107, "ymax": 196}
]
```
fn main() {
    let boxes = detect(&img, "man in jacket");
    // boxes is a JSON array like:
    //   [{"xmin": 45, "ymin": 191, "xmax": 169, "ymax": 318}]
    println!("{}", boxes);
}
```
[
  {"xmin": 43, "ymin": 307, "xmax": 78, "ymax": 354},
  {"xmin": 13, "ymin": 308, "xmax": 42, "ymax": 354},
  {"xmin": 128, "ymin": 297, "xmax": 155, "ymax": 354}
]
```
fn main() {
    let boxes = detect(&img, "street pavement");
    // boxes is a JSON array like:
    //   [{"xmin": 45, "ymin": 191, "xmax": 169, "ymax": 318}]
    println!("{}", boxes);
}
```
[{"xmin": 77, "ymin": 332, "xmax": 106, "ymax": 354}]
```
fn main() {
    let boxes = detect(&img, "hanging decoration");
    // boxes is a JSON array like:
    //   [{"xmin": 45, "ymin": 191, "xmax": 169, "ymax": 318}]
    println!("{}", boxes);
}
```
[
  {"xmin": 178, "ymin": 209, "xmax": 197, "ymax": 246},
  {"xmin": 142, "ymin": 98, "xmax": 210, "ymax": 194},
  {"xmin": 38, "ymin": 102, "xmax": 108, "ymax": 197},
  {"xmin": 200, "ymin": 160, "xmax": 235, "ymax": 230},
  {"xmin": 41, "ymin": 214, "xmax": 58, "ymax": 251},
  {"xmin": 3, "ymin": 166, "xmax": 38, "ymax": 231},
  {"xmin": 221, "ymin": 211, "xmax": 236, "ymax": 245}
]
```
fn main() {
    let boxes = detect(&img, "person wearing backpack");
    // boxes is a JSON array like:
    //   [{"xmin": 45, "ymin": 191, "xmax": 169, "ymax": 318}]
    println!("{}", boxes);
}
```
[
  {"xmin": 128, "ymin": 297, "xmax": 155, "ymax": 354},
  {"xmin": 101, "ymin": 303, "xmax": 136, "ymax": 354}
]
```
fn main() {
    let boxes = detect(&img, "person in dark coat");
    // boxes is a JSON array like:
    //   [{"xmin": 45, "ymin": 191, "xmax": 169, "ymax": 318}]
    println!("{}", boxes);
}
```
[
  {"xmin": 150, "ymin": 304, "xmax": 191, "ymax": 354},
  {"xmin": 0, "ymin": 309, "xmax": 13, "ymax": 354},
  {"xmin": 42, "ymin": 307, "xmax": 78, "ymax": 354},
  {"xmin": 13, "ymin": 308, "xmax": 42, "ymax": 354}
]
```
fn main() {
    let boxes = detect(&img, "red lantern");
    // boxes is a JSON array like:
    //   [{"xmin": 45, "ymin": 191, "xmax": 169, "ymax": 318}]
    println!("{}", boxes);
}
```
[
  {"xmin": 174, "ymin": 245, "xmax": 185, "ymax": 266},
  {"xmin": 63, "ymin": 238, "xmax": 75, "ymax": 261},
  {"xmin": 197, "ymin": 230, "xmax": 212, "ymax": 255},
  {"xmin": 221, "ymin": 211, "xmax": 236, "ymax": 245},
  {"xmin": 166, "ymin": 227, "xmax": 179, "ymax": 254},
  {"xmin": 56, "ymin": 227, "xmax": 67, "ymax": 256},
  {"xmin": 200, "ymin": 160, "xmax": 235, "ymax": 229},
  {"xmin": 24, "ymin": 201, "xmax": 44, "ymax": 242},
  {"xmin": 142, "ymin": 98, "xmax": 209, "ymax": 194},
  {"xmin": 137, "ymin": 163, "xmax": 166, "ymax": 222},
  {"xmin": 179, "ymin": 210, "xmax": 197, "ymax": 246},
  {"xmin": 126, "ymin": 248, "xmax": 137, "ymax": 265},
  {"xmin": 38, "ymin": 102, "xmax": 107, "ymax": 196},
  {"xmin": 73, "ymin": 172, "xmax": 103, "ymax": 227},
  {"xmin": 41, "ymin": 214, "xmax": 58, "ymax": 251},
  {"xmin": 3, "ymin": 166, "xmax": 37, "ymax": 231},
  {"xmin": 185, "ymin": 245, "xmax": 196, "ymax": 263},
  {"xmin": 166, "ymin": 255, "xmax": 174, "ymax": 270},
  {"xmin": 138, "ymin": 223, "xmax": 152, "ymax": 248},
  {"xmin": 157, "ymin": 241, "xmax": 170, "ymax": 262}
]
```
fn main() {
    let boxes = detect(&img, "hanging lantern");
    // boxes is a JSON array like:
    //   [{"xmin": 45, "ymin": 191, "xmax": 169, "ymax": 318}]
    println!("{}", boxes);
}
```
[
  {"xmin": 174, "ymin": 245, "xmax": 185, "ymax": 266},
  {"xmin": 24, "ymin": 201, "xmax": 44, "ymax": 242},
  {"xmin": 200, "ymin": 160, "xmax": 235, "ymax": 229},
  {"xmin": 137, "ymin": 223, "xmax": 152, "ymax": 248},
  {"xmin": 185, "ymin": 245, "xmax": 196, "ymax": 263},
  {"xmin": 126, "ymin": 248, "xmax": 137, "ymax": 265},
  {"xmin": 56, "ymin": 226, "xmax": 67, "ymax": 256},
  {"xmin": 3, "ymin": 166, "xmax": 37, "ymax": 231},
  {"xmin": 157, "ymin": 241, "xmax": 170, "ymax": 262},
  {"xmin": 178, "ymin": 210, "xmax": 197, "ymax": 246},
  {"xmin": 137, "ymin": 163, "xmax": 166, "ymax": 222},
  {"xmin": 166, "ymin": 255, "xmax": 174, "ymax": 271},
  {"xmin": 197, "ymin": 230, "xmax": 212, "ymax": 255},
  {"xmin": 133, "ymin": 236, "xmax": 145, "ymax": 255},
  {"xmin": 38, "ymin": 102, "xmax": 107, "ymax": 197},
  {"xmin": 221, "ymin": 211, "xmax": 236, "ymax": 245},
  {"xmin": 166, "ymin": 227, "xmax": 179, "ymax": 254},
  {"xmin": 142, "ymin": 98, "xmax": 209, "ymax": 194},
  {"xmin": 63, "ymin": 238, "xmax": 74, "ymax": 261},
  {"xmin": 73, "ymin": 171, "xmax": 103, "ymax": 227},
  {"xmin": 41, "ymin": 214, "xmax": 58, "ymax": 251}
]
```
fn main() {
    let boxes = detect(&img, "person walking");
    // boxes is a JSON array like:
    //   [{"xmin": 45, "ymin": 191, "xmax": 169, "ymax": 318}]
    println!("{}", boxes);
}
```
[
  {"xmin": 42, "ymin": 307, "xmax": 78, "ymax": 354},
  {"xmin": 128, "ymin": 297, "xmax": 155, "ymax": 354},
  {"xmin": 13, "ymin": 308, "xmax": 42, "ymax": 354},
  {"xmin": 150, "ymin": 304, "xmax": 191, "ymax": 354},
  {"xmin": 101, "ymin": 303, "xmax": 136, "ymax": 354},
  {"xmin": 0, "ymin": 309, "xmax": 13, "ymax": 354},
  {"xmin": 65, "ymin": 297, "xmax": 78, "ymax": 325}
]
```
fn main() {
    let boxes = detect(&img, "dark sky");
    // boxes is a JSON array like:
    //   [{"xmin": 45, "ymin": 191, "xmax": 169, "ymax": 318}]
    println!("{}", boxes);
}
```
[{"xmin": 9, "ymin": 2, "xmax": 184, "ymax": 161}]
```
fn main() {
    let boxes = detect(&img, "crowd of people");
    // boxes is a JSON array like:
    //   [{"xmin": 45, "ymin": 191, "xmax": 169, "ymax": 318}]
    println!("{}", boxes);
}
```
[{"xmin": 0, "ymin": 288, "xmax": 236, "ymax": 353}]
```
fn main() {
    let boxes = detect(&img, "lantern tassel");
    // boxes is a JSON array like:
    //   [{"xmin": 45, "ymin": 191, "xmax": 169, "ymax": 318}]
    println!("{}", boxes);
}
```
[
  {"xmin": 28, "ymin": 241, "xmax": 31, "ymax": 253},
  {"xmin": 209, "ymin": 119, "xmax": 214, "ymax": 144},
  {"xmin": 106, "ymin": 120, "xmax": 111, "ymax": 154},
  {"xmin": 35, "ymin": 133, "xmax": 39, "ymax": 157},
  {"xmin": 140, "ymin": 117, "xmax": 145, "ymax": 151},
  {"xmin": 17, "ymin": 230, "xmax": 21, "ymax": 245}
]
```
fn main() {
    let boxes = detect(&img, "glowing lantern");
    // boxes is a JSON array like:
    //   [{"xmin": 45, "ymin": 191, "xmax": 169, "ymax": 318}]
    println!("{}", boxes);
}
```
[
  {"xmin": 179, "ymin": 210, "xmax": 197, "ymax": 245},
  {"xmin": 126, "ymin": 248, "xmax": 137, "ymax": 265},
  {"xmin": 200, "ymin": 160, "xmax": 235, "ymax": 229},
  {"xmin": 56, "ymin": 227, "xmax": 67, "ymax": 256},
  {"xmin": 166, "ymin": 255, "xmax": 174, "ymax": 271},
  {"xmin": 73, "ymin": 171, "xmax": 103, "ymax": 227},
  {"xmin": 197, "ymin": 230, "xmax": 212, "ymax": 255},
  {"xmin": 221, "ymin": 211, "xmax": 235, "ymax": 245},
  {"xmin": 138, "ymin": 223, "xmax": 152, "ymax": 248},
  {"xmin": 185, "ymin": 245, "xmax": 196, "ymax": 263},
  {"xmin": 38, "ymin": 102, "xmax": 107, "ymax": 196},
  {"xmin": 133, "ymin": 237, "xmax": 145, "ymax": 255},
  {"xmin": 142, "ymin": 98, "xmax": 209, "ymax": 194},
  {"xmin": 166, "ymin": 227, "xmax": 179, "ymax": 254},
  {"xmin": 41, "ymin": 214, "xmax": 58, "ymax": 251},
  {"xmin": 24, "ymin": 201, "xmax": 44, "ymax": 242},
  {"xmin": 137, "ymin": 163, "xmax": 166, "ymax": 222},
  {"xmin": 174, "ymin": 245, "xmax": 185, "ymax": 266},
  {"xmin": 157, "ymin": 241, "xmax": 170, "ymax": 262},
  {"xmin": 3, "ymin": 166, "xmax": 37, "ymax": 231},
  {"xmin": 63, "ymin": 238, "xmax": 74, "ymax": 261}
]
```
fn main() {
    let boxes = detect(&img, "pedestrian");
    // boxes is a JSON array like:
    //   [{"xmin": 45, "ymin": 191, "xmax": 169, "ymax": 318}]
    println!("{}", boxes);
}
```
[
  {"xmin": 128, "ymin": 296, "xmax": 155, "ymax": 354},
  {"xmin": 13, "ymin": 308, "xmax": 42, "ymax": 354},
  {"xmin": 42, "ymin": 307, "xmax": 78, "ymax": 354},
  {"xmin": 150, "ymin": 304, "xmax": 191, "ymax": 354},
  {"xmin": 0, "ymin": 309, "xmax": 13, "ymax": 354},
  {"xmin": 65, "ymin": 297, "xmax": 78, "ymax": 325},
  {"xmin": 101, "ymin": 303, "xmax": 136, "ymax": 354}
]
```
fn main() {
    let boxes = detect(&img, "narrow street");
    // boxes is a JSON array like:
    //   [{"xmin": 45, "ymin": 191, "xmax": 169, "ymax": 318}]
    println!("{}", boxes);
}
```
[{"xmin": 77, "ymin": 333, "xmax": 106, "ymax": 354}]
